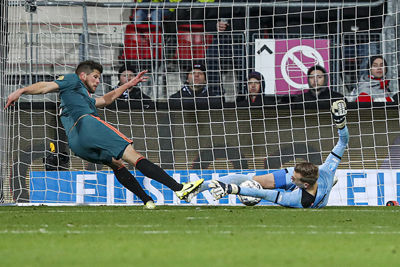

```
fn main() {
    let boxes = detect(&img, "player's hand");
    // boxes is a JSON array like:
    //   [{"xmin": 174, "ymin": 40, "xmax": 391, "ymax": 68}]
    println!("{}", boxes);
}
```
[
  {"xmin": 129, "ymin": 70, "xmax": 149, "ymax": 87},
  {"xmin": 217, "ymin": 21, "xmax": 228, "ymax": 32},
  {"xmin": 209, "ymin": 180, "xmax": 239, "ymax": 200},
  {"xmin": 4, "ymin": 89, "xmax": 23, "ymax": 109},
  {"xmin": 331, "ymin": 100, "xmax": 347, "ymax": 129}
]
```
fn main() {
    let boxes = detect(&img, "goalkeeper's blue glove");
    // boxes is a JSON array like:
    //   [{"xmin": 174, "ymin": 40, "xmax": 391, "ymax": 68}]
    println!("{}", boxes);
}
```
[
  {"xmin": 209, "ymin": 180, "xmax": 240, "ymax": 200},
  {"xmin": 331, "ymin": 100, "xmax": 347, "ymax": 129}
]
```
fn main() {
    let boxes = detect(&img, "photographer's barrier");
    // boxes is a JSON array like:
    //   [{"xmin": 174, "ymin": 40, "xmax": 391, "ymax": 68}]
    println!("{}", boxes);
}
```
[{"xmin": 29, "ymin": 170, "xmax": 400, "ymax": 206}]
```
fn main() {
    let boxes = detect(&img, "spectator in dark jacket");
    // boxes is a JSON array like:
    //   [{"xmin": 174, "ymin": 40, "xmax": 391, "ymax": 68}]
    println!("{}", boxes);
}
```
[
  {"xmin": 169, "ymin": 61, "xmax": 224, "ymax": 108},
  {"xmin": 292, "ymin": 65, "xmax": 344, "ymax": 106},
  {"xmin": 170, "ymin": 61, "xmax": 211, "ymax": 99},
  {"xmin": 236, "ymin": 71, "xmax": 275, "ymax": 106}
]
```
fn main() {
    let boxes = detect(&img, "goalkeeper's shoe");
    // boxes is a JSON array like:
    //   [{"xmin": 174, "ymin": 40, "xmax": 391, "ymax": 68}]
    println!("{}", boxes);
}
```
[
  {"xmin": 331, "ymin": 100, "xmax": 347, "ymax": 129},
  {"xmin": 144, "ymin": 200, "xmax": 156, "ymax": 210},
  {"xmin": 209, "ymin": 180, "xmax": 240, "ymax": 200},
  {"xmin": 176, "ymin": 179, "xmax": 204, "ymax": 200}
]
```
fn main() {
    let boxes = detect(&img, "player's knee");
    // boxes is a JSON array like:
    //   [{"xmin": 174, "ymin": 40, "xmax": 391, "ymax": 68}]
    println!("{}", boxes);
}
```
[
  {"xmin": 109, "ymin": 158, "xmax": 124, "ymax": 170},
  {"xmin": 122, "ymin": 144, "xmax": 144, "ymax": 164}
]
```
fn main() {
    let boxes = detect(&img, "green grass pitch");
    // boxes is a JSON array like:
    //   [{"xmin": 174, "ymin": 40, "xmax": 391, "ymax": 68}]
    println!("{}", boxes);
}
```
[{"xmin": 1, "ymin": 206, "xmax": 399, "ymax": 267}]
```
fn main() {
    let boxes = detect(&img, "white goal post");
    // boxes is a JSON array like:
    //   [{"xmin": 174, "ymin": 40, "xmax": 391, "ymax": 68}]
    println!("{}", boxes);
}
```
[{"xmin": 1, "ymin": 0, "xmax": 399, "ymax": 206}]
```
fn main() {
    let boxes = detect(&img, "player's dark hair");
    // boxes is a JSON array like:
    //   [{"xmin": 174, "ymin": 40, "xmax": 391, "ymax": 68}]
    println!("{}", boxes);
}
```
[
  {"xmin": 75, "ymin": 60, "xmax": 103, "ymax": 75},
  {"xmin": 295, "ymin": 162, "xmax": 319, "ymax": 186}
]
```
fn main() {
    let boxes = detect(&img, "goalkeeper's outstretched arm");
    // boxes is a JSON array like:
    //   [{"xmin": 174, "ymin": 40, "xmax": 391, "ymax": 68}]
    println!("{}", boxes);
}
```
[
  {"xmin": 320, "ymin": 100, "xmax": 349, "ymax": 178},
  {"xmin": 329, "ymin": 100, "xmax": 349, "ymax": 158},
  {"xmin": 209, "ymin": 179, "xmax": 305, "ymax": 208}
]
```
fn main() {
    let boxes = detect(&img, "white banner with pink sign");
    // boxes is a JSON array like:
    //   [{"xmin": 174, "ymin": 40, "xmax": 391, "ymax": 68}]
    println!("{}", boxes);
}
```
[{"xmin": 255, "ymin": 39, "xmax": 330, "ymax": 95}]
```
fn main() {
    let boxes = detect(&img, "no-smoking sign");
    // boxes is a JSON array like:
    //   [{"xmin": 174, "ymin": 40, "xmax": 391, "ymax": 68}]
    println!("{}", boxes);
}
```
[{"xmin": 255, "ymin": 39, "xmax": 330, "ymax": 95}]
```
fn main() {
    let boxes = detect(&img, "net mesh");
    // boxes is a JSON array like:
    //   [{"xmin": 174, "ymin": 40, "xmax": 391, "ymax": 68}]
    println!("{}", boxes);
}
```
[{"xmin": 1, "ymin": 0, "xmax": 399, "ymax": 205}]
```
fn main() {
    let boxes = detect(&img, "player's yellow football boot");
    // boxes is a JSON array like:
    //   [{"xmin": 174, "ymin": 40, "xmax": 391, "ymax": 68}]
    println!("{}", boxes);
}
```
[
  {"xmin": 175, "ymin": 179, "xmax": 204, "ymax": 200},
  {"xmin": 183, "ymin": 185, "xmax": 202, "ymax": 203}
]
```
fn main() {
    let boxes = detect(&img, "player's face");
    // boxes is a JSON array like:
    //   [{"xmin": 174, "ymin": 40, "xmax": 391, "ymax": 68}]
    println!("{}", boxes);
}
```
[
  {"xmin": 120, "ymin": 70, "xmax": 135, "ymax": 85},
  {"xmin": 187, "ymin": 69, "xmax": 206, "ymax": 90},
  {"xmin": 370, "ymin": 58, "xmax": 385, "ymax": 78},
  {"xmin": 308, "ymin": 70, "xmax": 325, "ymax": 89},
  {"xmin": 82, "ymin": 70, "xmax": 101, "ymax": 93},
  {"xmin": 291, "ymin": 171, "xmax": 307, "ymax": 189},
  {"xmin": 248, "ymin": 78, "xmax": 261, "ymax": 95}
]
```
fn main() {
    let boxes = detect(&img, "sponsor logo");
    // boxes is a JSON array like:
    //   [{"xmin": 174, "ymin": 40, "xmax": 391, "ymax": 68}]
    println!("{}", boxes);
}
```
[{"xmin": 30, "ymin": 169, "xmax": 400, "ymax": 206}]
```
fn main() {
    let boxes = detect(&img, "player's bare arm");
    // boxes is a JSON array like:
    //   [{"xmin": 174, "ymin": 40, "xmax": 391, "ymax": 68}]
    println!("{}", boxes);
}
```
[
  {"xmin": 4, "ymin": 81, "xmax": 59, "ymax": 109},
  {"xmin": 95, "ymin": 70, "xmax": 149, "ymax": 108}
]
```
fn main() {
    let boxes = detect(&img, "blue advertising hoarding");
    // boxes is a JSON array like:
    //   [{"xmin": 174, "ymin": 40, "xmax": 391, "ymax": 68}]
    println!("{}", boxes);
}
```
[{"xmin": 29, "ymin": 169, "xmax": 400, "ymax": 206}]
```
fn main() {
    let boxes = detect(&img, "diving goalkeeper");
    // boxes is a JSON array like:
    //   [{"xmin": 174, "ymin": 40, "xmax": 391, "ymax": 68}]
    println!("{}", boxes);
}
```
[{"xmin": 188, "ymin": 100, "xmax": 348, "ymax": 208}]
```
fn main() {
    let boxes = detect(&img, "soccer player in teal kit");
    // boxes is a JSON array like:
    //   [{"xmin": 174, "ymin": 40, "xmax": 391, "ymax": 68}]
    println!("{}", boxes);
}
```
[
  {"xmin": 5, "ymin": 61, "xmax": 203, "ymax": 208},
  {"xmin": 187, "ymin": 100, "xmax": 348, "ymax": 208}
]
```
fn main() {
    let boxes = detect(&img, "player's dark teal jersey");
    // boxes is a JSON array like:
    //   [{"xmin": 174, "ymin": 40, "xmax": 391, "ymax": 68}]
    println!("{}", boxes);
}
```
[
  {"xmin": 55, "ymin": 73, "xmax": 98, "ymax": 133},
  {"xmin": 54, "ymin": 73, "xmax": 131, "ymax": 164}
]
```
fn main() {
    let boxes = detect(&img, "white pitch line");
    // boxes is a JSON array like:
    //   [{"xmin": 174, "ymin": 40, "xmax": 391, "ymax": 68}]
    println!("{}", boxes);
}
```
[
  {"xmin": 185, "ymin": 216, "xmax": 210, "ymax": 220},
  {"xmin": 1, "ymin": 227, "xmax": 400, "ymax": 235}
]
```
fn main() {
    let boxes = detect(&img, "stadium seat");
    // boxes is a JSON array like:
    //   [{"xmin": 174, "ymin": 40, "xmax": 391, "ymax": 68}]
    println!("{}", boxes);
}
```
[
  {"xmin": 120, "ymin": 24, "xmax": 162, "ymax": 60},
  {"xmin": 175, "ymin": 24, "xmax": 213, "ymax": 60}
]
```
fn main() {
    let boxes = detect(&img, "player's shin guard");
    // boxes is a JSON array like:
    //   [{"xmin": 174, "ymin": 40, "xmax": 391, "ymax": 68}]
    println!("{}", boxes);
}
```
[
  {"xmin": 135, "ymin": 158, "xmax": 183, "ymax": 191},
  {"xmin": 113, "ymin": 166, "xmax": 153, "ymax": 204}
]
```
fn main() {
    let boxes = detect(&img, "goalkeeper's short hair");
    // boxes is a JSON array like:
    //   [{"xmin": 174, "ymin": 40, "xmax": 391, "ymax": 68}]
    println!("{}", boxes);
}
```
[{"xmin": 295, "ymin": 162, "xmax": 319, "ymax": 186}]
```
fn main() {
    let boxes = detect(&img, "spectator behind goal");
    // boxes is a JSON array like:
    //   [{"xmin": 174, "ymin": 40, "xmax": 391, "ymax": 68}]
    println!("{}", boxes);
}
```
[
  {"xmin": 111, "ymin": 65, "xmax": 151, "ymax": 99},
  {"xmin": 292, "ymin": 65, "xmax": 344, "ymax": 105},
  {"xmin": 236, "ymin": 71, "xmax": 275, "ymax": 106},
  {"xmin": 349, "ymin": 55, "xmax": 394, "ymax": 102},
  {"xmin": 169, "ymin": 61, "xmax": 224, "ymax": 108},
  {"xmin": 132, "ymin": 0, "xmax": 176, "ymax": 26}
]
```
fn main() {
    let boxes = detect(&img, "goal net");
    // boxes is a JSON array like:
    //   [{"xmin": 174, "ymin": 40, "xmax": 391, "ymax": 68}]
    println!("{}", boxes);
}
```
[{"xmin": 1, "ymin": 0, "xmax": 398, "ymax": 206}]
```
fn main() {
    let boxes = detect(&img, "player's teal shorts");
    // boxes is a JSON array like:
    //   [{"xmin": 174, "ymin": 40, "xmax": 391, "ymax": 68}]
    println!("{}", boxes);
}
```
[{"xmin": 67, "ymin": 114, "xmax": 132, "ymax": 164}]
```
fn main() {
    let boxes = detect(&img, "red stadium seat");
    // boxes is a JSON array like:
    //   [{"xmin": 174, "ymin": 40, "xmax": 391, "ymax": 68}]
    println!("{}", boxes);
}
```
[
  {"xmin": 120, "ymin": 24, "xmax": 162, "ymax": 60},
  {"xmin": 175, "ymin": 24, "xmax": 213, "ymax": 60}
]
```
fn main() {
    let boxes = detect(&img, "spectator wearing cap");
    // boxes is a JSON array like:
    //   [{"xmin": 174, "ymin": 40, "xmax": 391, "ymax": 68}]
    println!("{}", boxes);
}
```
[
  {"xmin": 350, "ymin": 55, "xmax": 394, "ymax": 102},
  {"xmin": 111, "ymin": 65, "xmax": 151, "ymax": 101},
  {"xmin": 292, "ymin": 65, "xmax": 344, "ymax": 105},
  {"xmin": 170, "ymin": 62, "xmax": 215, "ymax": 99},
  {"xmin": 169, "ymin": 62, "xmax": 224, "ymax": 109},
  {"xmin": 236, "ymin": 71, "xmax": 275, "ymax": 106}
]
